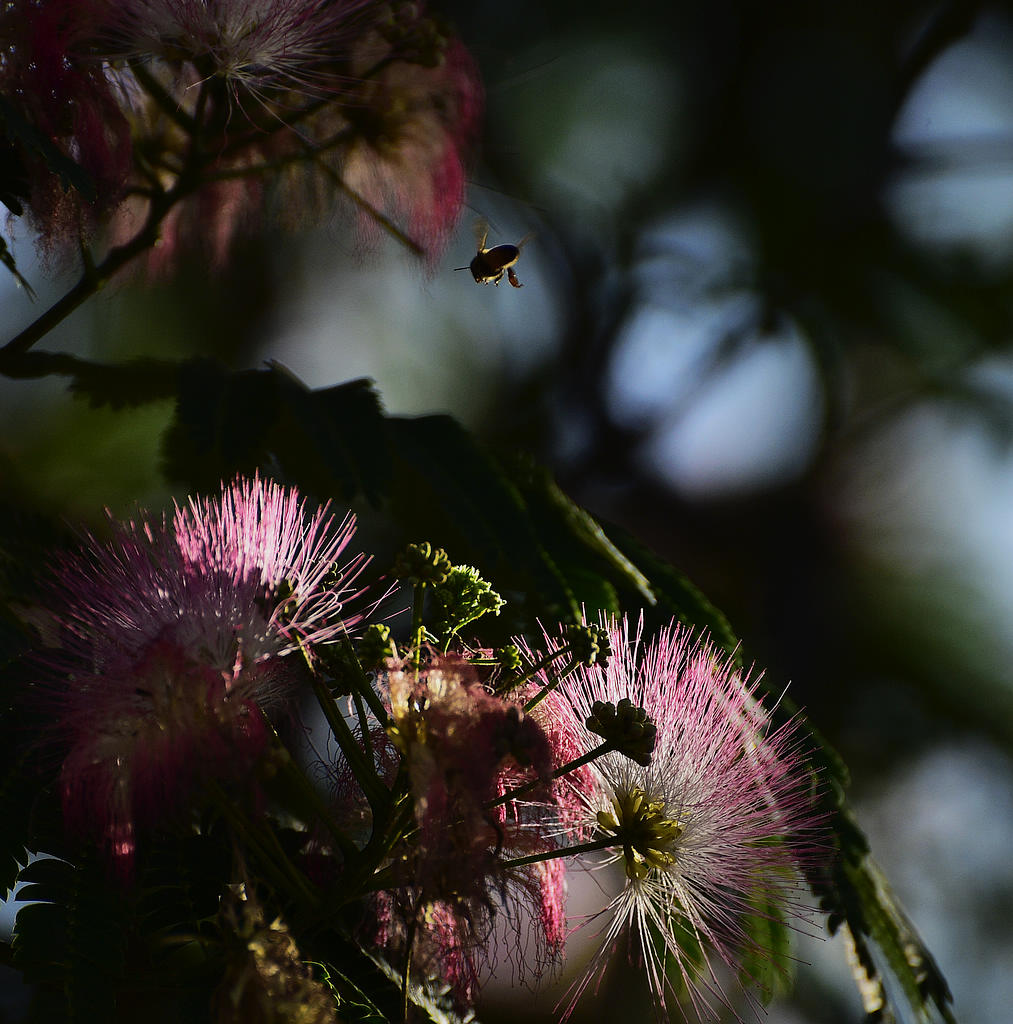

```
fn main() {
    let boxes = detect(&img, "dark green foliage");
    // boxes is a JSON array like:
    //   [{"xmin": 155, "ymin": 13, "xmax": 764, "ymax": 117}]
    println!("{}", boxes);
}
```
[
  {"xmin": 29, "ymin": 355, "xmax": 727, "ymax": 641},
  {"xmin": 155, "ymin": 359, "xmax": 716, "ymax": 635},
  {"xmin": 0, "ymin": 512, "xmax": 59, "ymax": 899},
  {"xmin": 162, "ymin": 360, "xmax": 390, "ymax": 500},
  {"xmin": 310, "ymin": 962, "xmax": 387, "ymax": 1024},
  {"xmin": 803, "ymin": 738, "xmax": 957, "ymax": 1024},
  {"xmin": 0, "ymin": 751, "xmax": 34, "ymax": 898},
  {"xmin": 0, "ymin": 95, "xmax": 95, "ymax": 202},
  {"xmin": 820, "ymin": 806, "xmax": 956, "ymax": 1024},
  {"xmin": 12, "ymin": 856, "xmax": 129, "ymax": 1024},
  {"xmin": 135, "ymin": 830, "xmax": 231, "ymax": 946}
]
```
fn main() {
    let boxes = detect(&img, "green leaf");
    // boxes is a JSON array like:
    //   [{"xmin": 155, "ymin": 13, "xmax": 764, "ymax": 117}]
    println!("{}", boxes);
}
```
[
  {"xmin": 12, "ymin": 856, "xmax": 129, "ymax": 1023},
  {"xmin": 356, "ymin": 941, "xmax": 480, "ymax": 1024},
  {"xmin": 737, "ymin": 893, "xmax": 794, "ymax": 1005},
  {"xmin": 162, "ymin": 359, "xmax": 389, "ymax": 500},
  {"xmin": 0, "ymin": 718, "xmax": 35, "ymax": 897},
  {"xmin": 806, "ymin": 762, "xmax": 957, "ymax": 1024}
]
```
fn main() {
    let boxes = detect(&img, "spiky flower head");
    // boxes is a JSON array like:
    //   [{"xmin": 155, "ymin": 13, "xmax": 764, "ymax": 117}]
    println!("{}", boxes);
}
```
[
  {"xmin": 37, "ymin": 474, "xmax": 368, "ymax": 872},
  {"xmin": 545, "ymin": 616, "xmax": 825, "ymax": 1021},
  {"xmin": 100, "ymin": 0, "xmax": 379, "ymax": 94}
]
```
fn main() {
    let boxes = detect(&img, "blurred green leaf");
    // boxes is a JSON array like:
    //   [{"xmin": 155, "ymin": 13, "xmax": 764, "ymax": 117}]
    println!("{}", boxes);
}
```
[{"xmin": 737, "ymin": 893, "xmax": 793, "ymax": 1006}]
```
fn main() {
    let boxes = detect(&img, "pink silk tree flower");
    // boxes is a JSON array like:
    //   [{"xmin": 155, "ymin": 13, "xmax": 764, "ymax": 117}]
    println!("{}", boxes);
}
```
[
  {"xmin": 3, "ymin": 1, "xmax": 482, "ymax": 266},
  {"xmin": 99, "ymin": 0, "xmax": 380, "ymax": 95},
  {"xmin": 38, "ymin": 475, "xmax": 367, "ymax": 873},
  {"xmin": 384, "ymin": 653, "xmax": 555, "ymax": 891},
  {"xmin": 543, "ymin": 616, "xmax": 825, "ymax": 1021},
  {"xmin": 100, "ymin": 0, "xmax": 481, "ymax": 264},
  {"xmin": 172, "ymin": 474, "xmax": 369, "ymax": 657},
  {"xmin": 374, "ymin": 652, "xmax": 563, "ymax": 1004},
  {"xmin": 341, "ymin": 36, "xmax": 483, "ymax": 262}
]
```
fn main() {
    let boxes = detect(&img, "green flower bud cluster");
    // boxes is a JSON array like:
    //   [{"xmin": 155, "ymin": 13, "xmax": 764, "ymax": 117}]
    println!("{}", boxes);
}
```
[
  {"xmin": 357, "ymin": 624, "xmax": 395, "ymax": 670},
  {"xmin": 393, "ymin": 541, "xmax": 451, "ymax": 585},
  {"xmin": 494, "ymin": 645, "xmax": 522, "ymax": 672},
  {"xmin": 566, "ymin": 624, "xmax": 613, "ymax": 668},
  {"xmin": 431, "ymin": 565, "xmax": 505, "ymax": 636},
  {"xmin": 585, "ymin": 698, "xmax": 657, "ymax": 767}
]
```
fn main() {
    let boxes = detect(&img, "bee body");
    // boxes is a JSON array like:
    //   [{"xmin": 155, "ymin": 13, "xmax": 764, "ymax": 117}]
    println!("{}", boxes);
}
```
[
  {"xmin": 455, "ymin": 223, "xmax": 530, "ymax": 288},
  {"xmin": 468, "ymin": 243, "xmax": 522, "ymax": 286}
]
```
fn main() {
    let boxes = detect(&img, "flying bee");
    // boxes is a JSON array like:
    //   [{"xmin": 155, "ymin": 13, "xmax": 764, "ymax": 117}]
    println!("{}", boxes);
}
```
[{"xmin": 455, "ymin": 221, "xmax": 532, "ymax": 288}]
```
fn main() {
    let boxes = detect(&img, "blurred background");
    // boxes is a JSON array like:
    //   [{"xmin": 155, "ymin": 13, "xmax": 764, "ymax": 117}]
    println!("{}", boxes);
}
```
[{"xmin": 4, "ymin": 1, "xmax": 1013, "ymax": 1021}]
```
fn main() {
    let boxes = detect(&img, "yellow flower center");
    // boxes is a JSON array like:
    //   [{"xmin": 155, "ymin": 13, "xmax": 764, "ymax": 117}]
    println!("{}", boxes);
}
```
[{"xmin": 596, "ymin": 786, "xmax": 684, "ymax": 881}]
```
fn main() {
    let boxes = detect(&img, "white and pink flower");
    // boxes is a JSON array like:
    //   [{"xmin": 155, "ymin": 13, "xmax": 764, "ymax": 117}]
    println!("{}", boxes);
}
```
[{"xmin": 534, "ymin": 616, "xmax": 825, "ymax": 1020}]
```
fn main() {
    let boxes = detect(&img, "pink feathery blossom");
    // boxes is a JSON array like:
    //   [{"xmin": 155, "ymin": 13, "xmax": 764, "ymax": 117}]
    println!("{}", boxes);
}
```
[
  {"xmin": 3, "ymin": 0, "xmax": 481, "ymax": 265},
  {"xmin": 372, "ymin": 652, "xmax": 563, "ymax": 1003},
  {"xmin": 535, "ymin": 855, "xmax": 568, "ymax": 957},
  {"xmin": 173, "ymin": 474, "xmax": 369, "ymax": 655},
  {"xmin": 385, "ymin": 652, "xmax": 553, "ymax": 889},
  {"xmin": 342, "ymin": 37, "xmax": 483, "ymax": 261},
  {"xmin": 100, "ymin": 0, "xmax": 380, "ymax": 95},
  {"xmin": 101, "ymin": 0, "xmax": 481, "ymax": 264},
  {"xmin": 38, "ymin": 474, "xmax": 369, "ymax": 872},
  {"xmin": 538, "ymin": 615, "xmax": 825, "ymax": 1021}
]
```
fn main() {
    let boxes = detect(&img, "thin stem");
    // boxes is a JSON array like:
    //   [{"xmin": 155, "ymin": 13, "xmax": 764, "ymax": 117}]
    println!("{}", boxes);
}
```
[
  {"xmin": 352, "ymin": 689, "xmax": 374, "ymax": 763},
  {"xmin": 332, "ymin": 785, "xmax": 414, "ymax": 908},
  {"xmin": 503, "ymin": 836, "xmax": 617, "ymax": 871},
  {"xmin": 0, "ymin": 208, "xmax": 165, "ymax": 359},
  {"xmin": 486, "ymin": 740, "xmax": 612, "ymax": 810},
  {"xmin": 1, "ymin": 79, "xmax": 216, "ymax": 360},
  {"xmin": 501, "ymin": 642, "xmax": 574, "ymax": 695},
  {"xmin": 207, "ymin": 780, "xmax": 319, "ymax": 910},
  {"xmin": 310, "ymin": 672, "xmax": 388, "ymax": 811},
  {"xmin": 410, "ymin": 582, "xmax": 426, "ymax": 672},
  {"xmin": 262, "ymin": 723, "xmax": 359, "ymax": 862},
  {"xmin": 524, "ymin": 658, "xmax": 580, "ymax": 713},
  {"xmin": 401, "ymin": 916, "xmax": 415, "ymax": 1024},
  {"xmin": 334, "ymin": 635, "xmax": 391, "ymax": 730},
  {"xmin": 316, "ymin": 160, "xmax": 424, "ymax": 257}
]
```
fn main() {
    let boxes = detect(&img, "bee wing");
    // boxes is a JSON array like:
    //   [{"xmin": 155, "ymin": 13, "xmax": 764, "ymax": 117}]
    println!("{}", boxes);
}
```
[
  {"xmin": 473, "ymin": 218, "xmax": 490, "ymax": 251},
  {"xmin": 515, "ymin": 231, "xmax": 536, "ymax": 252}
]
